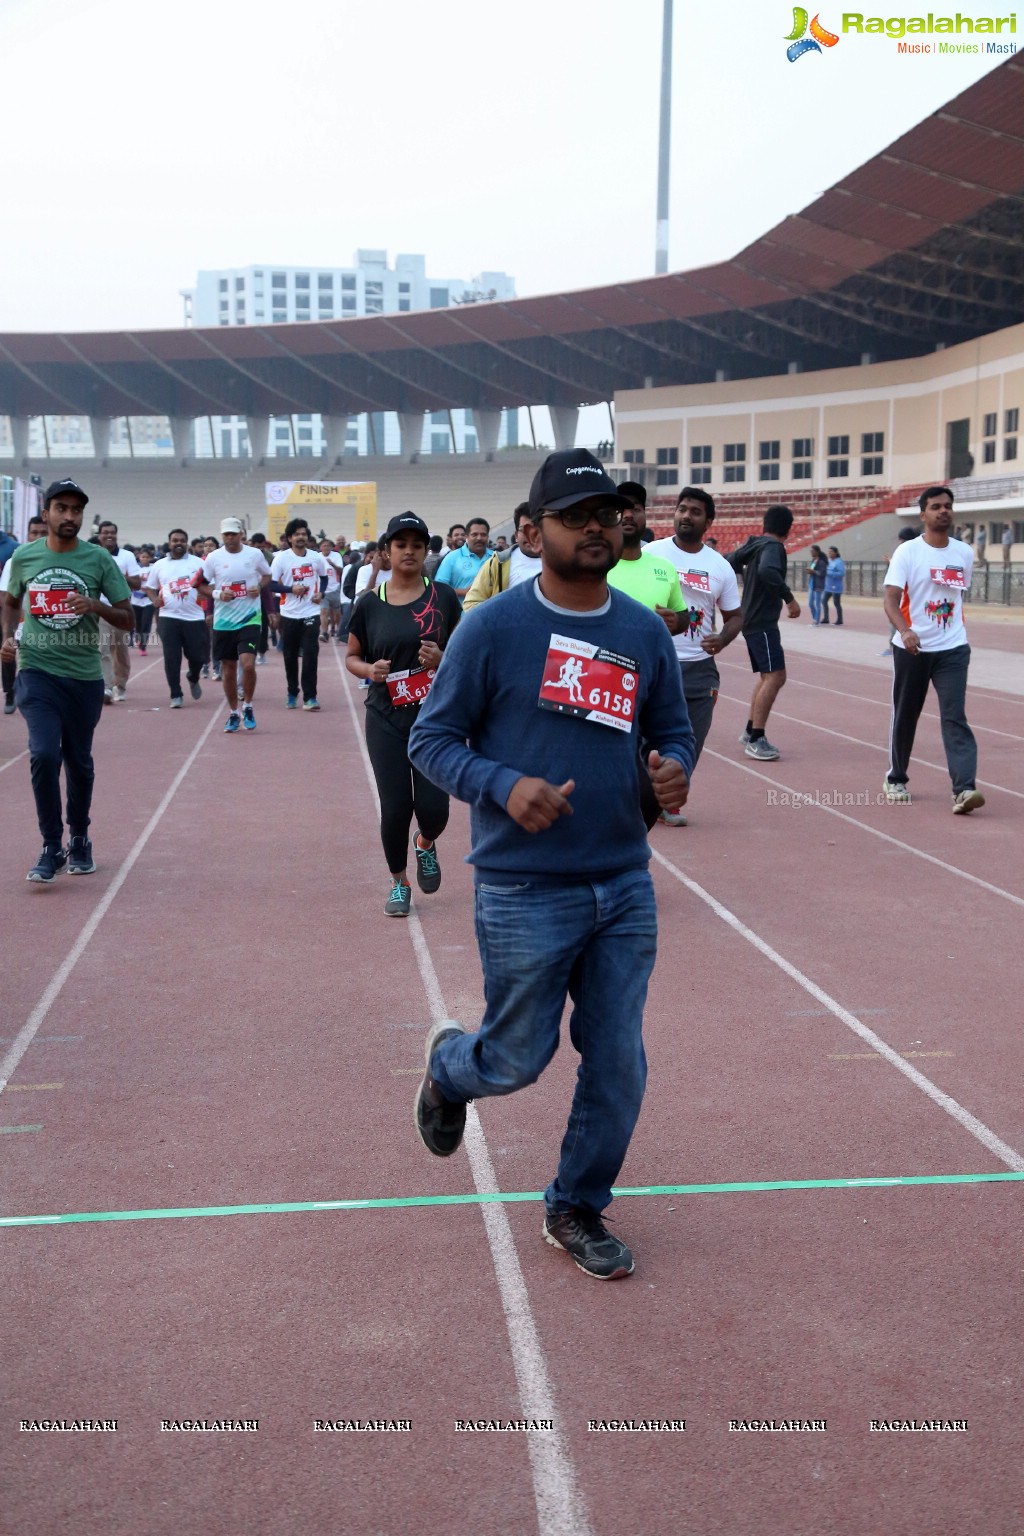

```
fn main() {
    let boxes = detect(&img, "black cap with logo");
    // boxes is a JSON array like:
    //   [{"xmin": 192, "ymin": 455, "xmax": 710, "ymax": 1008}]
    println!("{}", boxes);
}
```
[
  {"xmin": 617, "ymin": 480, "xmax": 647, "ymax": 508},
  {"xmin": 527, "ymin": 449, "xmax": 630, "ymax": 517},
  {"xmin": 43, "ymin": 478, "xmax": 89, "ymax": 508},
  {"xmin": 383, "ymin": 512, "xmax": 430, "ymax": 543}
]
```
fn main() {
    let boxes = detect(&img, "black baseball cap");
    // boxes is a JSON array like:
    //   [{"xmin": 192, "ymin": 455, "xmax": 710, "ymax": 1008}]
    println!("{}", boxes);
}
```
[
  {"xmin": 383, "ymin": 512, "xmax": 430, "ymax": 543},
  {"xmin": 617, "ymin": 480, "xmax": 647, "ymax": 507},
  {"xmin": 528, "ymin": 449, "xmax": 631, "ymax": 517},
  {"xmin": 43, "ymin": 477, "xmax": 89, "ymax": 508}
]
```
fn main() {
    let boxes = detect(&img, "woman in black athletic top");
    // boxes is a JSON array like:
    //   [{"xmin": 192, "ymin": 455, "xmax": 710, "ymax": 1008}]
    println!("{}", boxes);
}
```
[{"xmin": 346, "ymin": 513, "xmax": 461, "ymax": 917}]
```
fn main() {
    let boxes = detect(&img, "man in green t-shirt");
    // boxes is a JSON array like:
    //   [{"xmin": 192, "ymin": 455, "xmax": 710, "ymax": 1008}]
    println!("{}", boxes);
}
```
[
  {"xmin": 1, "ymin": 479, "xmax": 132, "ymax": 882},
  {"xmin": 605, "ymin": 481, "xmax": 689, "ymax": 828}
]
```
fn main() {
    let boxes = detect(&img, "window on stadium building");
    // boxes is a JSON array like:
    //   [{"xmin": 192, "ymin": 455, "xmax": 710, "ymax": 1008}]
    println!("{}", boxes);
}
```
[
  {"xmin": 624, "ymin": 448, "xmax": 645, "ymax": 464},
  {"xmin": 272, "ymin": 273, "xmax": 286, "ymax": 289},
  {"xmin": 827, "ymin": 436, "xmax": 849, "ymax": 478},
  {"xmin": 792, "ymin": 437, "xmax": 813, "ymax": 479},
  {"xmin": 342, "ymin": 275, "xmax": 356, "ymax": 290},
  {"xmin": 295, "ymin": 273, "xmax": 310, "ymax": 290},
  {"xmin": 1006, "ymin": 437, "xmax": 1019, "ymax": 462},
  {"xmin": 759, "ymin": 440, "xmax": 780, "ymax": 482},
  {"xmin": 318, "ymin": 274, "xmax": 332, "ymax": 290},
  {"xmin": 1006, "ymin": 408, "xmax": 1019, "ymax": 434},
  {"xmin": 723, "ymin": 443, "xmax": 746, "ymax": 484},
  {"xmin": 861, "ymin": 431, "xmax": 884, "ymax": 477},
  {"xmin": 690, "ymin": 444, "xmax": 711, "ymax": 485}
]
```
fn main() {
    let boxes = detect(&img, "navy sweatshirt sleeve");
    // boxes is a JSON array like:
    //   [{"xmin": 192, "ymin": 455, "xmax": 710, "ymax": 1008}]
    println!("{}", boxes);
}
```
[{"xmin": 408, "ymin": 580, "xmax": 695, "ymax": 881}]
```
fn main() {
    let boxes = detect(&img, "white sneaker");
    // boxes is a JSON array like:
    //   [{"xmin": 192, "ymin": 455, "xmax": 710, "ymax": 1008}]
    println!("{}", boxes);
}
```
[
  {"xmin": 952, "ymin": 789, "xmax": 985, "ymax": 815},
  {"xmin": 883, "ymin": 777, "xmax": 911, "ymax": 804},
  {"xmin": 169, "ymin": 697, "xmax": 184, "ymax": 709},
  {"xmin": 112, "ymin": 685, "xmax": 126, "ymax": 703},
  {"xmin": 658, "ymin": 809, "xmax": 688, "ymax": 827}
]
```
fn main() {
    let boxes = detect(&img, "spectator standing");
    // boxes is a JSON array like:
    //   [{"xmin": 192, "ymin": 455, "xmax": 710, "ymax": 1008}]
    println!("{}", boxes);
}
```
[
  {"xmin": 1002, "ymin": 525, "xmax": 1014, "ymax": 566},
  {"xmin": 823, "ymin": 547, "xmax": 845, "ymax": 625},
  {"xmin": 807, "ymin": 546, "xmax": 827, "ymax": 624}
]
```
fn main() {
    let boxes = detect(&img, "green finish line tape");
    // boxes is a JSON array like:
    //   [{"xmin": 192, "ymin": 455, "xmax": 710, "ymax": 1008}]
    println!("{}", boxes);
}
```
[{"xmin": 1, "ymin": 1171, "xmax": 1022, "ymax": 1230}]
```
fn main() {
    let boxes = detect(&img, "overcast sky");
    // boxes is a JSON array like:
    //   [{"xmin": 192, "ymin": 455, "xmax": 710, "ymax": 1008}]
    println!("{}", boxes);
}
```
[{"xmin": 0, "ymin": 0, "xmax": 1008, "ymax": 334}]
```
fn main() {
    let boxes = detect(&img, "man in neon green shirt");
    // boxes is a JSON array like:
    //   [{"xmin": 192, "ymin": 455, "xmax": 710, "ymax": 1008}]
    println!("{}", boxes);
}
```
[{"xmin": 606, "ymin": 482, "xmax": 689, "ymax": 826}]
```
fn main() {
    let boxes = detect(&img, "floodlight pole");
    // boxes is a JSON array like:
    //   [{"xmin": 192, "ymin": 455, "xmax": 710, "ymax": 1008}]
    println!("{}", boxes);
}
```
[{"xmin": 655, "ymin": 0, "xmax": 673, "ymax": 275}]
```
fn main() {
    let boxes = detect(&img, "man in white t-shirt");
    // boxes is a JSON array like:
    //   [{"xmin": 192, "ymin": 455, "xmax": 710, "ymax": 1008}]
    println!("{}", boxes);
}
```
[
  {"xmin": 647, "ymin": 486, "xmax": 743, "ymax": 821},
  {"xmin": 270, "ymin": 519, "xmax": 328, "ymax": 710},
  {"xmin": 146, "ymin": 528, "xmax": 208, "ymax": 707},
  {"xmin": 199, "ymin": 518, "xmax": 272, "ymax": 732},
  {"xmin": 320, "ymin": 538, "xmax": 345, "ymax": 644},
  {"xmin": 96, "ymin": 520, "xmax": 141, "ymax": 701},
  {"xmin": 882, "ymin": 485, "xmax": 983, "ymax": 814},
  {"xmin": 355, "ymin": 539, "xmax": 390, "ymax": 599}
]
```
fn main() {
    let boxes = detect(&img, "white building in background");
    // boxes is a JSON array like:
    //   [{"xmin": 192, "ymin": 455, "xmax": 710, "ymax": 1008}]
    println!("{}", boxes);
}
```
[{"xmin": 181, "ymin": 250, "xmax": 519, "ymax": 459}]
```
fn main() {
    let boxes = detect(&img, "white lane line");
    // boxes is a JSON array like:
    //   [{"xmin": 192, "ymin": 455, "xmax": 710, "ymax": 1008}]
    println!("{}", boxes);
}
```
[
  {"xmin": 719, "ymin": 665, "xmax": 1024, "ymax": 744},
  {"xmin": 0, "ymin": 749, "xmax": 29, "ymax": 776},
  {"xmin": 702, "ymin": 747, "xmax": 1024, "ymax": 910},
  {"xmin": 334, "ymin": 649, "xmax": 591, "ymax": 1536},
  {"xmin": 0, "ymin": 707, "xmax": 225, "ymax": 1097},
  {"xmin": 717, "ymin": 691, "xmax": 1024, "ymax": 802},
  {"xmin": 650, "ymin": 847, "xmax": 1024, "ymax": 1172}
]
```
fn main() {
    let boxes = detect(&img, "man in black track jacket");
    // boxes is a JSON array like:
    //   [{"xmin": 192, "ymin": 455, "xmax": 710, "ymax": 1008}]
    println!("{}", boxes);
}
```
[{"xmin": 726, "ymin": 504, "xmax": 801, "ymax": 762}]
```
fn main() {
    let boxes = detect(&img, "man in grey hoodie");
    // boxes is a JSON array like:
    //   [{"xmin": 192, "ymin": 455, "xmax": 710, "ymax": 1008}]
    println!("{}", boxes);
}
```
[{"xmin": 725, "ymin": 504, "xmax": 801, "ymax": 761}]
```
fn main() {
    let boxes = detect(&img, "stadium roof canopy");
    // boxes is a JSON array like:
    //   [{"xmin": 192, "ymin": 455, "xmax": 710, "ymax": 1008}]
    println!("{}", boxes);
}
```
[{"xmin": 2, "ymin": 59, "xmax": 1023, "ymax": 422}]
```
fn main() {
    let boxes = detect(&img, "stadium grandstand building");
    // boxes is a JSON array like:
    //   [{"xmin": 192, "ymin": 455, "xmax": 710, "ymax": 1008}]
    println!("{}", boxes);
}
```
[{"xmin": 1, "ymin": 59, "xmax": 1022, "ymax": 560}]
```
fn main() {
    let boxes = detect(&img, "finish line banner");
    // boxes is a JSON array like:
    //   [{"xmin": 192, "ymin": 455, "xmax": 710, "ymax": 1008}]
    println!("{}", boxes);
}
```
[{"xmin": 265, "ymin": 481, "xmax": 377, "ymax": 544}]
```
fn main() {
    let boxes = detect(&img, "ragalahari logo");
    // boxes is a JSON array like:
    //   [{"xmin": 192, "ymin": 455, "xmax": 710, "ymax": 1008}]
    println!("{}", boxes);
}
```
[{"xmin": 785, "ymin": 7, "xmax": 840, "ymax": 59}]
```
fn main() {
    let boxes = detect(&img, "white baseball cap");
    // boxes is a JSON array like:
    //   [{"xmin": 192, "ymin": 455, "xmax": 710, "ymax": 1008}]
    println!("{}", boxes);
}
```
[{"xmin": 220, "ymin": 517, "xmax": 245, "ymax": 534}]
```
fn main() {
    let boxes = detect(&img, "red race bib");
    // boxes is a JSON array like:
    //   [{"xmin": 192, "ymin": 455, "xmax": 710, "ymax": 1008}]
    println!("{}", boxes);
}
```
[
  {"xmin": 28, "ymin": 583, "xmax": 77, "ymax": 617},
  {"xmin": 930, "ymin": 566, "xmax": 966, "ymax": 589},
  {"xmin": 537, "ymin": 634, "xmax": 638, "ymax": 733},
  {"xmin": 386, "ymin": 666, "xmax": 436, "ymax": 707},
  {"xmin": 225, "ymin": 581, "xmax": 248, "ymax": 598}
]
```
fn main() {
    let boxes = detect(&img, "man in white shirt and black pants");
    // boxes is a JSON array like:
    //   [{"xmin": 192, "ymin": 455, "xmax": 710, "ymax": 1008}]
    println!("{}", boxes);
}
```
[
  {"xmin": 883, "ymin": 485, "xmax": 984, "ymax": 814},
  {"xmin": 270, "ymin": 518, "xmax": 328, "ymax": 711}
]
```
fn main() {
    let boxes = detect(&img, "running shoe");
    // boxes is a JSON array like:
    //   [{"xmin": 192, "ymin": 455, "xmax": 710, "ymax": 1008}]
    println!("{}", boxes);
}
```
[
  {"xmin": 543, "ymin": 1208, "xmax": 635, "ymax": 1281},
  {"xmin": 255, "ymin": 654, "xmax": 266, "ymax": 667},
  {"xmin": 67, "ymin": 836, "xmax": 96, "ymax": 875},
  {"xmin": 3, "ymin": 693, "xmax": 15, "ymax": 715},
  {"xmin": 169, "ymin": 696, "xmax": 184, "ymax": 709},
  {"xmin": 242, "ymin": 704, "xmax": 256, "ymax": 731},
  {"xmin": 224, "ymin": 711, "xmax": 241, "ymax": 733},
  {"xmin": 103, "ymin": 689, "xmax": 114, "ymax": 705},
  {"xmin": 27, "ymin": 844, "xmax": 67, "ymax": 883},
  {"xmin": 384, "ymin": 877, "xmax": 412, "ymax": 917},
  {"xmin": 745, "ymin": 738, "xmax": 780, "ymax": 761},
  {"xmin": 738, "ymin": 727, "xmax": 752, "ymax": 745},
  {"xmin": 303, "ymin": 698, "xmax": 321, "ymax": 711},
  {"xmin": 212, "ymin": 666, "xmax": 222, "ymax": 682},
  {"xmin": 112, "ymin": 685, "xmax": 126, "ymax": 703},
  {"xmin": 201, "ymin": 664, "xmax": 210, "ymax": 679},
  {"xmin": 953, "ymin": 789, "xmax": 985, "ymax": 815},
  {"xmin": 658, "ymin": 809, "xmax": 687, "ymax": 827},
  {"xmin": 414, "ymin": 1020, "xmax": 467, "ymax": 1157},
  {"xmin": 413, "ymin": 832, "xmax": 441, "ymax": 893},
  {"xmin": 882, "ymin": 777, "xmax": 911, "ymax": 804},
  {"xmin": 138, "ymin": 645, "xmax": 147, "ymax": 655},
  {"xmin": 189, "ymin": 679, "xmax": 202, "ymax": 701},
  {"xmin": 286, "ymin": 694, "xmax": 298, "ymax": 709}
]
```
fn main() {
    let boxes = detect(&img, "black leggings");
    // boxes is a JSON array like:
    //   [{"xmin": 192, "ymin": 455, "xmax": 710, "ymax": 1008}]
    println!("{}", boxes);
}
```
[
  {"xmin": 132, "ymin": 605, "xmax": 155, "ymax": 644},
  {"xmin": 823, "ymin": 592, "xmax": 843, "ymax": 622},
  {"xmin": 365, "ymin": 706, "xmax": 449, "ymax": 874}
]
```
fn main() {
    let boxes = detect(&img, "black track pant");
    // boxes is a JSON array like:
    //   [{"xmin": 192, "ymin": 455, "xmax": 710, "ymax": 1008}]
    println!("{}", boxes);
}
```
[
  {"xmin": 681, "ymin": 656, "xmax": 720, "ymax": 773},
  {"xmin": 2, "ymin": 654, "xmax": 15, "ymax": 701},
  {"xmin": 823, "ymin": 592, "xmax": 843, "ymax": 623},
  {"xmin": 280, "ymin": 615, "xmax": 321, "ymax": 700},
  {"xmin": 16, "ymin": 670, "xmax": 105, "ymax": 842},
  {"xmin": 158, "ymin": 617, "xmax": 208, "ymax": 699},
  {"xmin": 365, "ymin": 706, "xmax": 449, "ymax": 874},
  {"xmin": 888, "ymin": 642, "xmax": 977, "ymax": 795},
  {"xmin": 132, "ymin": 605, "xmax": 155, "ymax": 645}
]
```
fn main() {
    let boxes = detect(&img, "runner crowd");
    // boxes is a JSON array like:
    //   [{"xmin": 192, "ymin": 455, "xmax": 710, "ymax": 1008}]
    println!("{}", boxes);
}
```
[{"xmin": 0, "ymin": 455, "xmax": 987, "ymax": 1282}]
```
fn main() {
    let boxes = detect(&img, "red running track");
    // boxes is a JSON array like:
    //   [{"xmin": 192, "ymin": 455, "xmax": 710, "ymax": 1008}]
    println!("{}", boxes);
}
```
[{"xmin": 1, "ymin": 612, "xmax": 1023, "ymax": 1536}]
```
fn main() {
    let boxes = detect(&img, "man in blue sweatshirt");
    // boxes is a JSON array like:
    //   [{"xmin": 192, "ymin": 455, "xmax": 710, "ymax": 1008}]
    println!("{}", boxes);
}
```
[{"xmin": 408, "ymin": 448, "xmax": 695, "ymax": 1281}]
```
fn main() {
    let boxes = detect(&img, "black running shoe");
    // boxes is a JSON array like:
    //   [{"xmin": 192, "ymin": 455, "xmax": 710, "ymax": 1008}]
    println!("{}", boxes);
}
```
[
  {"xmin": 67, "ymin": 836, "xmax": 96, "ymax": 875},
  {"xmin": 412, "ymin": 831, "xmax": 441, "ymax": 894},
  {"xmin": 543, "ymin": 1208, "xmax": 635, "ymax": 1280},
  {"xmin": 27, "ymin": 844, "xmax": 67, "ymax": 884},
  {"xmin": 414, "ymin": 1021, "xmax": 467, "ymax": 1157}
]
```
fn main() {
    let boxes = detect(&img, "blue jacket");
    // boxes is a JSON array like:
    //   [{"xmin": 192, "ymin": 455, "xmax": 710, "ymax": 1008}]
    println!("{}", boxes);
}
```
[{"xmin": 825, "ymin": 558, "xmax": 845, "ymax": 594}]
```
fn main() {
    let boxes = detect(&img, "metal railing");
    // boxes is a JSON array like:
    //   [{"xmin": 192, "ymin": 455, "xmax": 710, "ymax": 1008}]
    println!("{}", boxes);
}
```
[{"xmin": 794, "ymin": 561, "xmax": 1024, "ymax": 608}]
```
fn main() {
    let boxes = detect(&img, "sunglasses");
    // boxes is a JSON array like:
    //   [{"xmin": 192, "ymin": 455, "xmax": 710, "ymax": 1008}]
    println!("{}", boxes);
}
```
[{"xmin": 538, "ymin": 505, "xmax": 623, "ymax": 530}]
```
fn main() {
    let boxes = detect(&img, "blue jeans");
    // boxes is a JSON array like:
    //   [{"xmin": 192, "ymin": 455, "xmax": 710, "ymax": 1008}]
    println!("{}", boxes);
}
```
[
  {"xmin": 431, "ymin": 868, "xmax": 658, "ymax": 1216},
  {"xmin": 808, "ymin": 587, "xmax": 823, "ymax": 623}
]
